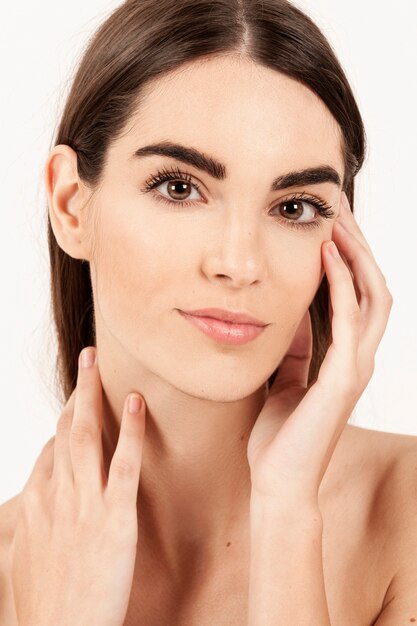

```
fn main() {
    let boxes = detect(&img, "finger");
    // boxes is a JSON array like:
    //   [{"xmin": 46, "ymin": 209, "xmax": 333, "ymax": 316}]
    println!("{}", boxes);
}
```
[
  {"xmin": 70, "ymin": 347, "xmax": 106, "ymax": 495},
  {"xmin": 52, "ymin": 388, "xmax": 76, "ymax": 485},
  {"xmin": 317, "ymin": 240, "xmax": 361, "ymax": 389},
  {"xmin": 332, "ymin": 219, "xmax": 393, "ymax": 370},
  {"xmin": 337, "ymin": 192, "xmax": 376, "ymax": 260},
  {"xmin": 333, "ymin": 220, "xmax": 384, "ymax": 312},
  {"xmin": 270, "ymin": 309, "xmax": 313, "ymax": 393},
  {"xmin": 106, "ymin": 394, "xmax": 145, "ymax": 510},
  {"xmin": 23, "ymin": 436, "xmax": 55, "ymax": 490},
  {"xmin": 272, "ymin": 244, "xmax": 363, "ymax": 485}
]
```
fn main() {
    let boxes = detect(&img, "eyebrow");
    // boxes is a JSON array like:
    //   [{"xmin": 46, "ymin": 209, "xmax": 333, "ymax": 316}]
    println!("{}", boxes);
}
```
[{"xmin": 132, "ymin": 141, "xmax": 342, "ymax": 191}]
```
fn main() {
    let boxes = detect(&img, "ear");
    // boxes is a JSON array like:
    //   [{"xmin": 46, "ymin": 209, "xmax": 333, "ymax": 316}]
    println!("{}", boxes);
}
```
[{"xmin": 44, "ymin": 144, "xmax": 93, "ymax": 261}]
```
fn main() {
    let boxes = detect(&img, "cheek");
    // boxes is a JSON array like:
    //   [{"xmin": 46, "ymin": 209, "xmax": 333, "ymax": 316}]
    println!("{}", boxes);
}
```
[
  {"xmin": 89, "ymin": 198, "xmax": 326, "ymax": 397},
  {"xmin": 91, "ymin": 201, "xmax": 196, "ymax": 345},
  {"xmin": 260, "ymin": 248, "xmax": 324, "ymax": 378},
  {"xmin": 292, "ymin": 252, "xmax": 324, "ymax": 301},
  {"xmin": 94, "ymin": 204, "xmax": 324, "ymax": 324},
  {"xmin": 270, "ymin": 228, "xmax": 324, "ymax": 295}
]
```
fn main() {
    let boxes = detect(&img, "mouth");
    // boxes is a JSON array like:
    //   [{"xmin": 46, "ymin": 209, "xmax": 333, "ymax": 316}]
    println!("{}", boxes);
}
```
[
  {"xmin": 177, "ymin": 310, "xmax": 267, "ymax": 345},
  {"xmin": 179, "ymin": 307, "xmax": 267, "ymax": 326}
]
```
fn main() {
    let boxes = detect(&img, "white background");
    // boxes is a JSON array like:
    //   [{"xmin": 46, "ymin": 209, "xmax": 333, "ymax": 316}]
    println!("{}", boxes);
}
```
[{"xmin": 0, "ymin": 1, "xmax": 416, "ymax": 503}]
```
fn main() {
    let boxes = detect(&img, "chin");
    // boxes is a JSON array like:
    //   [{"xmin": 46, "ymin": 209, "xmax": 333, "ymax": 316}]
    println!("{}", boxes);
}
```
[{"xmin": 167, "ymin": 371, "xmax": 270, "ymax": 403}]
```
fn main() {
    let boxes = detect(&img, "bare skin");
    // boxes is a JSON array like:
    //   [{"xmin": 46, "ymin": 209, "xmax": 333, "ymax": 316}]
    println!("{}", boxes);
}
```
[
  {"xmin": 1, "ymin": 424, "xmax": 417, "ymax": 625},
  {"xmin": 1, "ymin": 54, "xmax": 416, "ymax": 624},
  {"xmin": 47, "ymin": 52, "xmax": 345, "ymax": 575}
]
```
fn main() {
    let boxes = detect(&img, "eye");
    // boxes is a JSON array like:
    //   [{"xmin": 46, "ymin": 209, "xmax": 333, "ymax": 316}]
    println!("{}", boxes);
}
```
[
  {"xmin": 158, "ymin": 178, "xmax": 201, "ymax": 203},
  {"xmin": 140, "ymin": 167, "xmax": 335, "ymax": 232},
  {"xmin": 140, "ymin": 166, "xmax": 202, "ymax": 204},
  {"xmin": 273, "ymin": 198, "xmax": 316, "ymax": 223},
  {"xmin": 269, "ymin": 193, "xmax": 335, "ymax": 231}
]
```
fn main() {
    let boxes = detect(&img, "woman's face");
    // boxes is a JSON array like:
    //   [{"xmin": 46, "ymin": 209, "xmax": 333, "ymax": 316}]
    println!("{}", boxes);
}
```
[{"xmin": 86, "ymin": 55, "xmax": 345, "ymax": 402}]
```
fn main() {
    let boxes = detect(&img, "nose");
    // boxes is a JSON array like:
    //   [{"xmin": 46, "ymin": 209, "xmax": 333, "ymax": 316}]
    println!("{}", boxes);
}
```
[{"xmin": 201, "ymin": 216, "xmax": 267, "ymax": 289}]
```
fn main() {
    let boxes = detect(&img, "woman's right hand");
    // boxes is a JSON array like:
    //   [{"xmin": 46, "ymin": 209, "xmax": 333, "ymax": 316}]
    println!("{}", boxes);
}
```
[{"xmin": 9, "ymin": 347, "xmax": 146, "ymax": 626}]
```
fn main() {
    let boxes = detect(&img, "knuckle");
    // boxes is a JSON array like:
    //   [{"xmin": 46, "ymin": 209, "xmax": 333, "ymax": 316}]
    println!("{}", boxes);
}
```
[
  {"xmin": 42, "ymin": 436, "xmax": 56, "ymax": 454},
  {"xmin": 71, "ymin": 422, "xmax": 100, "ymax": 446},
  {"xmin": 33, "ymin": 435, "xmax": 55, "ymax": 471},
  {"xmin": 112, "ymin": 458, "xmax": 136, "ymax": 480},
  {"xmin": 21, "ymin": 486, "xmax": 43, "ymax": 512},
  {"xmin": 382, "ymin": 290, "xmax": 394, "ymax": 306}
]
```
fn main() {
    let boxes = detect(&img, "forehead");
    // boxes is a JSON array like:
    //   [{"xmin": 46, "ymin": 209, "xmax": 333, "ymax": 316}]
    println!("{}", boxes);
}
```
[{"xmin": 119, "ymin": 55, "xmax": 344, "ymax": 176}]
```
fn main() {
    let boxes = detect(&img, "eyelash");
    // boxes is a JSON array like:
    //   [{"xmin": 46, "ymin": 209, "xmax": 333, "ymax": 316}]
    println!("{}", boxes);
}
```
[{"xmin": 140, "ymin": 166, "xmax": 335, "ymax": 231}]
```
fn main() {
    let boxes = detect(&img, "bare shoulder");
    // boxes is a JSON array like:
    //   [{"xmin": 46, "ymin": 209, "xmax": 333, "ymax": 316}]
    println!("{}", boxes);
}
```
[
  {"xmin": 339, "ymin": 422, "xmax": 417, "ymax": 479},
  {"xmin": 353, "ymin": 423, "xmax": 417, "ymax": 502},
  {"xmin": 342, "ymin": 423, "xmax": 417, "ymax": 519},
  {"xmin": 0, "ymin": 493, "xmax": 21, "ymax": 626},
  {"xmin": 345, "ymin": 425, "xmax": 417, "ymax": 615},
  {"xmin": 366, "ymin": 426, "xmax": 417, "ymax": 620}
]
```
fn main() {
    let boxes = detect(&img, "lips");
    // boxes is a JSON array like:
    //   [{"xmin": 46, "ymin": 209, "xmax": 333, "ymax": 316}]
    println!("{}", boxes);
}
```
[
  {"xmin": 178, "ymin": 309, "xmax": 268, "ymax": 345},
  {"xmin": 179, "ymin": 307, "xmax": 267, "ymax": 327}
]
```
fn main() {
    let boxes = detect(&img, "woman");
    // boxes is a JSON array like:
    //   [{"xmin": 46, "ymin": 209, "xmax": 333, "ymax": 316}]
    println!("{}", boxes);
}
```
[{"xmin": 1, "ymin": 0, "xmax": 416, "ymax": 624}]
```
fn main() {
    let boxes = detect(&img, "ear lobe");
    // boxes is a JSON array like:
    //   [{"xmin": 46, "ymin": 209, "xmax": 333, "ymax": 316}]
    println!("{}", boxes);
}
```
[{"xmin": 44, "ymin": 144, "xmax": 91, "ymax": 261}]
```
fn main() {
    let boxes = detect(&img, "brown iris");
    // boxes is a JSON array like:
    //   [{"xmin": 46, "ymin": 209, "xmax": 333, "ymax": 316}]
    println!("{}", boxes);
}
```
[
  {"xmin": 166, "ymin": 181, "xmax": 192, "ymax": 201},
  {"xmin": 279, "ymin": 200, "xmax": 305, "ymax": 220}
]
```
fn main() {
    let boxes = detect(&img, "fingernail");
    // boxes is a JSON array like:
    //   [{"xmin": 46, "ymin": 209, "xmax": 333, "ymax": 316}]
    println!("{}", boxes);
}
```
[
  {"xmin": 128, "ymin": 394, "xmax": 142, "ymax": 413},
  {"xmin": 81, "ymin": 347, "xmax": 96, "ymax": 368}
]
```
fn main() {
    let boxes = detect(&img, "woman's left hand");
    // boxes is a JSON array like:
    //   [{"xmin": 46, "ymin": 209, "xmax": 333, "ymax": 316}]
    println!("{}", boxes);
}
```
[{"xmin": 247, "ymin": 192, "xmax": 393, "ymax": 508}]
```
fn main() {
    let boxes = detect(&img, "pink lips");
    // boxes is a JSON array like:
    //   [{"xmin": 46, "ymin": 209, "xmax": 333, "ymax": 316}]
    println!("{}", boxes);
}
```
[{"xmin": 178, "ymin": 310, "xmax": 267, "ymax": 345}]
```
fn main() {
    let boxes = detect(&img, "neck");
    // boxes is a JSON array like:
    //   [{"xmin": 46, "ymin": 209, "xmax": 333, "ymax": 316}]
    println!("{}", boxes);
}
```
[{"xmin": 98, "ymin": 343, "xmax": 268, "ymax": 575}]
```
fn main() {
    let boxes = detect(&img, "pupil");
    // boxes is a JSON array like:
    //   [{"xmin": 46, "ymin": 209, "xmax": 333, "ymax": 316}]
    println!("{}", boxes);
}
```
[
  {"xmin": 170, "ymin": 181, "xmax": 189, "ymax": 198},
  {"xmin": 284, "ymin": 201, "xmax": 302, "ymax": 217}
]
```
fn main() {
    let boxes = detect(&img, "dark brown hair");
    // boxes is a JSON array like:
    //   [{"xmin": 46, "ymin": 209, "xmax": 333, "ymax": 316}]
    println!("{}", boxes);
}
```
[{"xmin": 47, "ymin": 0, "xmax": 366, "ymax": 404}]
